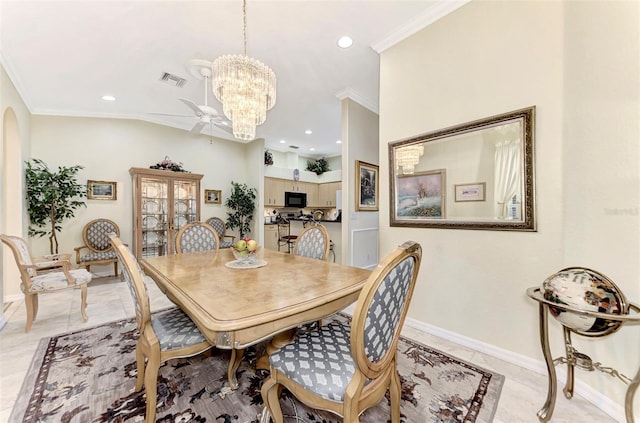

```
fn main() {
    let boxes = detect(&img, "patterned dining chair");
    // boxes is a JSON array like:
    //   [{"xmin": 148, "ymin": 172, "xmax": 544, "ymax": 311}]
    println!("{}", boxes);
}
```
[
  {"xmin": 175, "ymin": 222, "xmax": 220, "ymax": 253},
  {"xmin": 74, "ymin": 218, "xmax": 121, "ymax": 276},
  {"xmin": 205, "ymin": 217, "xmax": 235, "ymax": 248},
  {"xmin": 261, "ymin": 241, "xmax": 423, "ymax": 423},
  {"xmin": 109, "ymin": 235, "xmax": 212, "ymax": 423},
  {"xmin": 1, "ymin": 234, "xmax": 91, "ymax": 332},
  {"xmin": 292, "ymin": 224, "xmax": 330, "ymax": 261}
]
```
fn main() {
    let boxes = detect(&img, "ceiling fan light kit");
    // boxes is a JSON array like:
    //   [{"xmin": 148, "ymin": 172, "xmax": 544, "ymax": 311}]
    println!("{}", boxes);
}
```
[{"xmin": 211, "ymin": 0, "xmax": 277, "ymax": 141}]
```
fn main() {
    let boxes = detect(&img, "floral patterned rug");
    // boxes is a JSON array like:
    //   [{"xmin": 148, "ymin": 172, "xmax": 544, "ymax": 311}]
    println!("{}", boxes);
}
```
[{"xmin": 11, "ymin": 311, "xmax": 503, "ymax": 422}]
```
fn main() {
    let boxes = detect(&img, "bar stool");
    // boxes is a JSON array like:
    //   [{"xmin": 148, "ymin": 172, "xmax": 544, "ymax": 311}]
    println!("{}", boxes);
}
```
[{"xmin": 277, "ymin": 222, "xmax": 297, "ymax": 254}]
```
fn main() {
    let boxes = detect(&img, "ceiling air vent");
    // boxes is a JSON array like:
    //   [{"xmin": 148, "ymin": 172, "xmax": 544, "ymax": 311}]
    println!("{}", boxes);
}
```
[
  {"xmin": 160, "ymin": 72, "xmax": 187, "ymax": 88},
  {"xmin": 289, "ymin": 145, "xmax": 300, "ymax": 149}
]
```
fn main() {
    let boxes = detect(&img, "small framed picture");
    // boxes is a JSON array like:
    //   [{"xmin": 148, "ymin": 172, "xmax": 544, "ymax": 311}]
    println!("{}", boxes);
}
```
[
  {"xmin": 87, "ymin": 180, "xmax": 117, "ymax": 200},
  {"xmin": 355, "ymin": 160, "xmax": 379, "ymax": 211},
  {"xmin": 205, "ymin": 189, "xmax": 221, "ymax": 204},
  {"xmin": 454, "ymin": 182, "xmax": 486, "ymax": 202}
]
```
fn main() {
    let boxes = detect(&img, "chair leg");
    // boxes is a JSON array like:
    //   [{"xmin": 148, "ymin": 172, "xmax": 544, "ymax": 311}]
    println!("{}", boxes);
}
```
[
  {"xmin": 135, "ymin": 345, "xmax": 146, "ymax": 392},
  {"xmin": 24, "ymin": 293, "xmax": 37, "ymax": 332},
  {"xmin": 79, "ymin": 284, "xmax": 88, "ymax": 322},
  {"xmin": 390, "ymin": 368, "xmax": 402, "ymax": 423},
  {"xmin": 114, "ymin": 261, "xmax": 118, "ymax": 278},
  {"xmin": 261, "ymin": 376, "xmax": 284, "ymax": 423},
  {"xmin": 144, "ymin": 350, "xmax": 161, "ymax": 423}
]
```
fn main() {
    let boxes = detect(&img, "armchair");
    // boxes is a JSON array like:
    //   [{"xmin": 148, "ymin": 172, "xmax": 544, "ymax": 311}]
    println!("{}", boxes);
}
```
[
  {"xmin": 74, "ymin": 218, "xmax": 121, "ymax": 276},
  {"xmin": 205, "ymin": 217, "xmax": 235, "ymax": 248},
  {"xmin": 1, "ymin": 234, "xmax": 91, "ymax": 332}
]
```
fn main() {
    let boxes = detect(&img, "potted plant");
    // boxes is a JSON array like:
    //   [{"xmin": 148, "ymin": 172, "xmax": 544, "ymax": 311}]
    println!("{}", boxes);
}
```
[
  {"xmin": 25, "ymin": 159, "xmax": 86, "ymax": 254},
  {"xmin": 264, "ymin": 150, "xmax": 274, "ymax": 166},
  {"xmin": 306, "ymin": 157, "xmax": 330, "ymax": 175},
  {"xmin": 225, "ymin": 181, "xmax": 257, "ymax": 239}
]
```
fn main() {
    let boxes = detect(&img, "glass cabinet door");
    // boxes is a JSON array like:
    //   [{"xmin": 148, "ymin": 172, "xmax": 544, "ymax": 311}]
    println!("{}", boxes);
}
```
[
  {"xmin": 130, "ymin": 167, "xmax": 203, "ymax": 259},
  {"xmin": 141, "ymin": 177, "xmax": 169, "ymax": 257}
]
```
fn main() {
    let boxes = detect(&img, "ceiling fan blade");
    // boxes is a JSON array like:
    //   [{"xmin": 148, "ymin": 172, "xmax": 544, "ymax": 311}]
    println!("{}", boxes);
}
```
[
  {"xmin": 179, "ymin": 98, "xmax": 204, "ymax": 117},
  {"xmin": 190, "ymin": 121, "xmax": 207, "ymax": 133},
  {"xmin": 213, "ymin": 121, "xmax": 233, "ymax": 134},
  {"xmin": 149, "ymin": 112, "xmax": 194, "ymax": 117}
]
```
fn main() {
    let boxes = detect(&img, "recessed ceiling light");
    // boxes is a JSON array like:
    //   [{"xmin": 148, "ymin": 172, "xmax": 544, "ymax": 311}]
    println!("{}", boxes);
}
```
[
  {"xmin": 280, "ymin": 140, "xmax": 286, "ymax": 144},
  {"xmin": 102, "ymin": 95, "xmax": 116, "ymax": 101},
  {"xmin": 337, "ymin": 36, "xmax": 353, "ymax": 49},
  {"xmin": 310, "ymin": 148, "xmax": 315, "ymax": 151},
  {"xmin": 305, "ymin": 130, "xmax": 312, "ymax": 135},
  {"xmin": 336, "ymin": 140, "xmax": 342, "ymax": 144}
]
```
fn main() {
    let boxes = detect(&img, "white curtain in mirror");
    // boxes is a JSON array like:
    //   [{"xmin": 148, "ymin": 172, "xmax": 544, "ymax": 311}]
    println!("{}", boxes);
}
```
[{"xmin": 494, "ymin": 139, "xmax": 521, "ymax": 219}]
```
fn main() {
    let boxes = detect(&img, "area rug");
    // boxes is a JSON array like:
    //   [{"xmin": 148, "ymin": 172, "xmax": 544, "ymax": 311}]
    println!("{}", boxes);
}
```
[{"xmin": 11, "ymin": 310, "xmax": 503, "ymax": 422}]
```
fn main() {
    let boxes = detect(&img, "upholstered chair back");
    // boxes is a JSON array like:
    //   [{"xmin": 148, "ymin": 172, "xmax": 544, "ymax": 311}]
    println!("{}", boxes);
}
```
[
  {"xmin": 110, "ymin": 235, "xmax": 150, "ymax": 333},
  {"xmin": 293, "ymin": 224, "xmax": 330, "ymax": 261},
  {"xmin": 84, "ymin": 219, "xmax": 119, "ymax": 252},
  {"xmin": 175, "ymin": 222, "xmax": 220, "ymax": 254}
]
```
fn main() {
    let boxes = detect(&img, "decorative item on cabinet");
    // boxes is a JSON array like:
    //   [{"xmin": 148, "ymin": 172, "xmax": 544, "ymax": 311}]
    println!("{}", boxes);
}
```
[
  {"xmin": 149, "ymin": 156, "xmax": 189, "ymax": 173},
  {"xmin": 130, "ymin": 167, "xmax": 203, "ymax": 259}
]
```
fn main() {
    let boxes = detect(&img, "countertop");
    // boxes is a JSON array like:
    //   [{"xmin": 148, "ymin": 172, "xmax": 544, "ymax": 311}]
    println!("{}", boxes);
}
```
[{"xmin": 265, "ymin": 217, "xmax": 341, "ymax": 225}]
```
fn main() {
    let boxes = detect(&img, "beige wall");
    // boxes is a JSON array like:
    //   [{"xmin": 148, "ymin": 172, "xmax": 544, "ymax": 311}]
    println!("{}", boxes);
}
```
[
  {"xmin": 380, "ymin": 0, "xmax": 638, "ymax": 416},
  {"xmin": 29, "ymin": 116, "xmax": 250, "ymax": 272},
  {"xmin": 1, "ymin": 64, "xmax": 31, "ymax": 299},
  {"xmin": 341, "ymin": 98, "xmax": 379, "ymax": 267}
]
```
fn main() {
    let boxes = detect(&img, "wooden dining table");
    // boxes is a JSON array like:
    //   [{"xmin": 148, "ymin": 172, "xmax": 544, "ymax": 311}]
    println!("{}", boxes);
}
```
[{"xmin": 140, "ymin": 248, "xmax": 371, "ymax": 389}]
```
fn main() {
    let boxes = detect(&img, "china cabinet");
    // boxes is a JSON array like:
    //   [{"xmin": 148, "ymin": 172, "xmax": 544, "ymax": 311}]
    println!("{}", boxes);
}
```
[{"xmin": 130, "ymin": 168, "xmax": 203, "ymax": 259}]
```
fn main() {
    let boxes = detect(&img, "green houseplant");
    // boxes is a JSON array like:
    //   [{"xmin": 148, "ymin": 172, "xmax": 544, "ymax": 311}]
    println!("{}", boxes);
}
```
[
  {"xmin": 225, "ymin": 181, "xmax": 257, "ymax": 239},
  {"xmin": 306, "ymin": 157, "xmax": 330, "ymax": 175},
  {"xmin": 25, "ymin": 159, "xmax": 86, "ymax": 254}
]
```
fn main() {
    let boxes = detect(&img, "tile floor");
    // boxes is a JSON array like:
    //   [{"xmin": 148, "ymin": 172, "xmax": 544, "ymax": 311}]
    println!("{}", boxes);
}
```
[{"xmin": 0, "ymin": 276, "xmax": 620, "ymax": 422}]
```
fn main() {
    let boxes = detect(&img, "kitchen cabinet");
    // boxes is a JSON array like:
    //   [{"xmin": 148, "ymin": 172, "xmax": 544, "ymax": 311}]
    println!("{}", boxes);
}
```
[
  {"xmin": 264, "ymin": 224, "xmax": 280, "ymax": 251},
  {"xmin": 299, "ymin": 181, "xmax": 318, "ymax": 207},
  {"xmin": 265, "ymin": 177, "xmax": 284, "ymax": 206},
  {"xmin": 130, "ymin": 167, "xmax": 203, "ymax": 259},
  {"xmin": 318, "ymin": 182, "xmax": 341, "ymax": 207}
]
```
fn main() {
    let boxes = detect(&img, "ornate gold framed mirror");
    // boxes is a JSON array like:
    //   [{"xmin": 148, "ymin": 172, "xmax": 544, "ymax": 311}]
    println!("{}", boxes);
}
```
[{"xmin": 389, "ymin": 106, "xmax": 536, "ymax": 231}]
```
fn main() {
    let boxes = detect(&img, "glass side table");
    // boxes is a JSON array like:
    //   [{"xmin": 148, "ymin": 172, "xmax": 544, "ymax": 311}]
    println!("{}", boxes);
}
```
[{"xmin": 527, "ymin": 267, "xmax": 640, "ymax": 423}]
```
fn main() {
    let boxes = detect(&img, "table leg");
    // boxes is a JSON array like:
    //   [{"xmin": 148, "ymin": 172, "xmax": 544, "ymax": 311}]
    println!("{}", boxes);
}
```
[
  {"xmin": 537, "ymin": 303, "xmax": 557, "ymax": 422},
  {"xmin": 228, "ymin": 348, "xmax": 244, "ymax": 390},
  {"xmin": 256, "ymin": 329, "xmax": 297, "ymax": 371}
]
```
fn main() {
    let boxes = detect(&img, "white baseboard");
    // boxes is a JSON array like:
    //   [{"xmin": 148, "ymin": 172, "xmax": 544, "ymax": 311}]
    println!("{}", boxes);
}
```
[
  {"xmin": 0, "ymin": 315, "xmax": 7, "ymax": 331},
  {"xmin": 403, "ymin": 317, "xmax": 626, "ymax": 422}
]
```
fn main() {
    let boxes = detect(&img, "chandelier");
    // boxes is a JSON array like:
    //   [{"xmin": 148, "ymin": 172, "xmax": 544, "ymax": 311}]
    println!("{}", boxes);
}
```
[
  {"xmin": 396, "ymin": 144, "xmax": 424, "ymax": 175},
  {"xmin": 212, "ymin": 0, "xmax": 276, "ymax": 141}
]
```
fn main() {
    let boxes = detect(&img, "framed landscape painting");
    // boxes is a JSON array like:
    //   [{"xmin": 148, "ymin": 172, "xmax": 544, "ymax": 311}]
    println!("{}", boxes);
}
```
[
  {"xmin": 355, "ymin": 160, "xmax": 379, "ymax": 211},
  {"xmin": 391, "ymin": 169, "xmax": 446, "ymax": 225},
  {"xmin": 87, "ymin": 180, "xmax": 117, "ymax": 200}
]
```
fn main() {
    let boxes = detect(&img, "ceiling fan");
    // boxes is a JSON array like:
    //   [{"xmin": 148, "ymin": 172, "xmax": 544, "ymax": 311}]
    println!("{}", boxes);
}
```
[{"xmin": 151, "ymin": 59, "xmax": 232, "ymax": 135}]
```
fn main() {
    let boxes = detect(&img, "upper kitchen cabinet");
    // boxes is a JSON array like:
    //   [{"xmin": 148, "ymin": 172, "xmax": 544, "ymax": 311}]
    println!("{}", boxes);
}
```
[
  {"xmin": 265, "ymin": 177, "xmax": 285, "ymax": 206},
  {"xmin": 318, "ymin": 182, "xmax": 341, "ymax": 207}
]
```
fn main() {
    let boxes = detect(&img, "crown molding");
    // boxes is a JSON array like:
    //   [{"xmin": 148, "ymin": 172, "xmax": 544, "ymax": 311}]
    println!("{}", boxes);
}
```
[
  {"xmin": 371, "ymin": 0, "xmax": 472, "ymax": 53},
  {"xmin": 0, "ymin": 51, "xmax": 34, "ymax": 112},
  {"xmin": 335, "ymin": 88, "xmax": 378, "ymax": 114}
]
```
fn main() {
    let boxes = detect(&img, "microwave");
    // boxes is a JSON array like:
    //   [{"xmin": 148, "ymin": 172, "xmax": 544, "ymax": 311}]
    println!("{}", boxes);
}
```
[{"xmin": 285, "ymin": 191, "xmax": 307, "ymax": 208}]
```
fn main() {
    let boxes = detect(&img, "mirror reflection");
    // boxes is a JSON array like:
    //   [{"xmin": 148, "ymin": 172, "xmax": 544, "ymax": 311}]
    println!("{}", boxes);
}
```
[{"xmin": 389, "ymin": 106, "xmax": 536, "ymax": 231}]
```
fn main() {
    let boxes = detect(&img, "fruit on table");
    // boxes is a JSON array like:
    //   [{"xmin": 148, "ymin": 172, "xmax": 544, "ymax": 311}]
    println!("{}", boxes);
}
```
[
  {"xmin": 234, "ymin": 240, "xmax": 247, "ymax": 251},
  {"xmin": 247, "ymin": 239, "xmax": 258, "ymax": 252}
]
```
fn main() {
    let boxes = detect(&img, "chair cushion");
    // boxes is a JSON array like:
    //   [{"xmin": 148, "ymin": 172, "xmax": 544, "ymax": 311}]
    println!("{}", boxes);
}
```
[
  {"xmin": 28, "ymin": 269, "xmax": 92, "ymax": 292},
  {"xmin": 151, "ymin": 307, "xmax": 208, "ymax": 350},
  {"xmin": 220, "ymin": 241, "xmax": 234, "ymax": 248},
  {"xmin": 79, "ymin": 251, "xmax": 118, "ymax": 262},
  {"xmin": 269, "ymin": 322, "xmax": 354, "ymax": 401}
]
